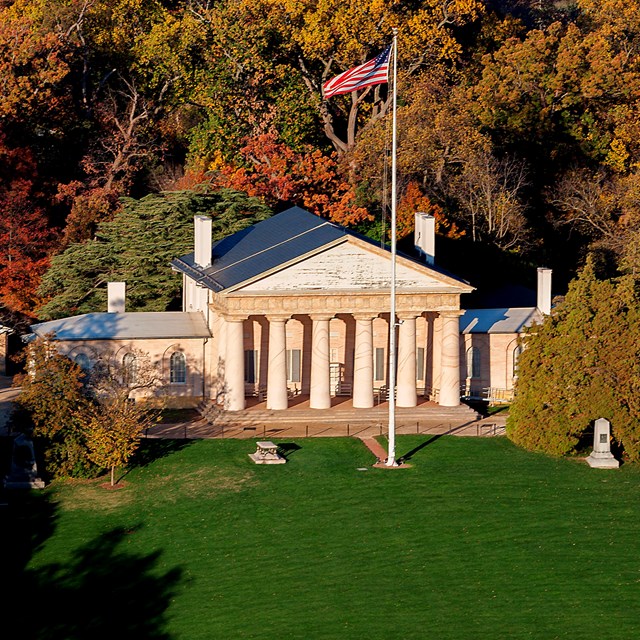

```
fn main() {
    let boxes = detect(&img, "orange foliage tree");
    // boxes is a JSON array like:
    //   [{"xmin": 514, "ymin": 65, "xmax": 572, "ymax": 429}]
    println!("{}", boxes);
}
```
[
  {"xmin": 217, "ymin": 133, "xmax": 371, "ymax": 226},
  {"xmin": 397, "ymin": 181, "xmax": 465, "ymax": 240}
]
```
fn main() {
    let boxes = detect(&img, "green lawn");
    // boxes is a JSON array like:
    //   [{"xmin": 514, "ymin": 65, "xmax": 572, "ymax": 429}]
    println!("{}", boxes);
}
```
[{"xmin": 3, "ymin": 436, "xmax": 640, "ymax": 639}]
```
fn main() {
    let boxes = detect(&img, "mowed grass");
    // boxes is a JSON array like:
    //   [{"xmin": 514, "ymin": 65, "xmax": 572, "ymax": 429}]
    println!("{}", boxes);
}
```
[{"xmin": 5, "ymin": 436, "xmax": 640, "ymax": 639}]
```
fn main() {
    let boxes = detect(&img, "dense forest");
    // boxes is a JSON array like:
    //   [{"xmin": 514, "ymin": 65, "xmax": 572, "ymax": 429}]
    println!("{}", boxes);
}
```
[{"xmin": 1, "ymin": 0, "xmax": 639, "ymax": 327}]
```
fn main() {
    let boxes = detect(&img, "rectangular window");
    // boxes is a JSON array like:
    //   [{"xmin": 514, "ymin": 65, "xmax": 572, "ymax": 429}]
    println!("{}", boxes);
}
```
[
  {"xmin": 416, "ymin": 347, "xmax": 425, "ymax": 380},
  {"xmin": 244, "ymin": 350, "xmax": 258, "ymax": 384},
  {"xmin": 286, "ymin": 349, "xmax": 301, "ymax": 383},
  {"xmin": 374, "ymin": 347, "xmax": 385, "ymax": 381}
]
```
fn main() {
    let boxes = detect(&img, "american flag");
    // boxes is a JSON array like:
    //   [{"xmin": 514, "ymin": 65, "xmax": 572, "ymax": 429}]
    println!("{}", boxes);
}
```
[{"xmin": 323, "ymin": 46, "xmax": 391, "ymax": 99}]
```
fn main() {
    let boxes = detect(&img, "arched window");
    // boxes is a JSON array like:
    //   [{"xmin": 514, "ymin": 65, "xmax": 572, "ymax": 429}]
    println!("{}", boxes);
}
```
[
  {"xmin": 74, "ymin": 352, "xmax": 92, "ymax": 371},
  {"xmin": 512, "ymin": 345, "xmax": 523, "ymax": 379},
  {"xmin": 466, "ymin": 346, "xmax": 480, "ymax": 379},
  {"xmin": 123, "ymin": 353, "xmax": 138, "ymax": 385},
  {"xmin": 170, "ymin": 351, "xmax": 186, "ymax": 384}
]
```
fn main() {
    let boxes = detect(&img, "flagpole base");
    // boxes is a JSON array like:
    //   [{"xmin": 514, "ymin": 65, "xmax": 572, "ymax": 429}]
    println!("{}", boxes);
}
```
[{"xmin": 373, "ymin": 458, "xmax": 410, "ymax": 469}]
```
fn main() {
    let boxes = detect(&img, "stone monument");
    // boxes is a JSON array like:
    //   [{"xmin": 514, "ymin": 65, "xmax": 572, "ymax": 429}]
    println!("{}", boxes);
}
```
[
  {"xmin": 586, "ymin": 418, "xmax": 619, "ymax": 469},
  {"xmin": 3, "ymin": 432, "xmax": 45, "ymax": 489},
  {"xmin": 249, "ymin": 441, "xmax": 286, "ymax": 465}
]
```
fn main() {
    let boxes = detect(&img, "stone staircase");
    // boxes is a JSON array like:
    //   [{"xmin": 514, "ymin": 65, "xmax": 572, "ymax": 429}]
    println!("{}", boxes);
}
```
[{"xmin": 197, "ymin": 398, "xmax": 481, "ymax": 430}]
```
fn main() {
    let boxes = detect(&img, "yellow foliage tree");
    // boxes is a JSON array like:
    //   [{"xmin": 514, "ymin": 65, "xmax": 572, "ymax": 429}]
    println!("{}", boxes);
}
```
[
  {"xmin": 191, "ymin": 0, "xmax": 485, "ymax": 156},
  {"xmin": 84, "ymin": 349, "xmax": 163, "ymax": 487}
]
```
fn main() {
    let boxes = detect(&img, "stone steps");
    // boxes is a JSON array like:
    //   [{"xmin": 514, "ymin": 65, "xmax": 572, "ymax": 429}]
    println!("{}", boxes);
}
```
[{"xmin": 198, "ymin": 400, "xmax": 481, "ymax": 427}]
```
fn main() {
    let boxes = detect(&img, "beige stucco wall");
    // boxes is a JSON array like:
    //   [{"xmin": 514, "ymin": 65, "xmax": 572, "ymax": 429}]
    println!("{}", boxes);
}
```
[
  {"xmin": 54, "ymin": 337, "xmax": 209, "ymax": 408},
  {"xmin": 459, "ymin": 332, "xmax": 522, "ymax": 399}
]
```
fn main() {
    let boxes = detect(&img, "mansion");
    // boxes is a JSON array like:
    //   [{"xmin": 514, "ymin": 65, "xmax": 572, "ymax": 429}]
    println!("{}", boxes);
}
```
[{"xmin": 29, "ymin": 208, "xmax": 550, "ymax": 410}]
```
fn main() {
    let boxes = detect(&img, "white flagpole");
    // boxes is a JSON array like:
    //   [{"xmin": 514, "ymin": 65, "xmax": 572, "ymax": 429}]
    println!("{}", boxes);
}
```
[{"xmin": 386, "ymin": 29, "xmax": 399, "ymax": 467}]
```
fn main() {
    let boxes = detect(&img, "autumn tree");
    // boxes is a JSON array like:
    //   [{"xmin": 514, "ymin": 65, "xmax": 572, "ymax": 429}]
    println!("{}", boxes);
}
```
[
  {"xmin": 0, "ymin": 2, "xmax": 76, "ymax": 128},
  {"xmin": 182, "ymin": 0, "xmax": 486, "ymax": 171},
  {"xmin": 0, "ymin": 133, "xmax": 57, "ymax": 314},
  {"xmin": 15, "ymin": 337, "xmax": 94, "ymax": 478},
  {"xmin": 216, "ymin": 132, "xmax": 370, "ymax": 226},
  {"xmin": 507, "ymin": 258, "xmax": 640, "ymax": 462},
  {"xmin": 352, "ymin": 73, "xmax": 530, "ymax": 249},
  {"xmin": 449, "ymin": 151, "xmax": 530, "ymax": 249},
  {"xmin": 396, "ymin": 181, "xmax": 465, "ymax": 241},
  {"xmin": 16, "ymin": 338, "xmax": 165, "ymax": 484},
  {"xmin": 84, "ymin": 349, "xmax": 163, "ymax": 486}
]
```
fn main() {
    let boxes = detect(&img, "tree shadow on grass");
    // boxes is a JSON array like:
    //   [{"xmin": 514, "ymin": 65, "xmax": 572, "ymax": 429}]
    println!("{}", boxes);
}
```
[
  {"xmin": 1, "ymin": 434, "xmax": 185, "ymax": 639},
  {"xmin": 398, "ymin": 434, "xmax": 444, "ymax": 463},
  {"xmin": 7, "ymin": 522, "xmax": 183, "ymax": 640},
  {"xmin": 129, "ymin": 438, "xmax": 193, "ymax": 469},
  {"xmin": 1, "ymin": 482, "xmax": 184, "ymax": 640}
]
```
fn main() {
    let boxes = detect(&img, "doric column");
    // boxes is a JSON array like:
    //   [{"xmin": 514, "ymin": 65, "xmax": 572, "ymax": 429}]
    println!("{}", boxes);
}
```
[
  {"xmin": 266, "ymin": 315, "xmax": 289, "ymax": 410},
  {"xmin": 209, "ymin": 314, "xmax": 227, "ymax": 406},
  {"xmin": 225, "ymin": 317, "xmax": 246, "ymax": 411},
  {"xmin": 309, "ymin": 314, "xmax": 332, "ymax": 409},
  {"xmin": 397, "ymin": 313, "xmax": 418, "ymax": 408},
  {"xmin": 439, "ymin": 310, "xmax": 463, "ymax": 407},
  {"xmin": 352, "ymin": 315, "xmax": 374, "ymax": 408}
]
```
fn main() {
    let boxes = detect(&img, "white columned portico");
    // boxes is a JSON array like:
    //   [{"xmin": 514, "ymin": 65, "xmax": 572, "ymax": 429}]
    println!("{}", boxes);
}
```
[
  {"xmin": 309, "ymin": 314, "xmax": 332, "ymax": 409},
  {"xmin": 266, "ymin": 315, "xmax": 289, "ymax": 410},
  {"xmin": 224, "ymin": 317, "xmax": 246, "ymax": 411},
  {"xmin": 439, "ymin": 310, "xmax": 463, "ymax": 407},
  {"xmin": 397, "ymin": 313, "xmax": 418, "ymax": 407},
  {"xmin": 352, "ymin": 315, "xmax": 375, "ymax": 408}
]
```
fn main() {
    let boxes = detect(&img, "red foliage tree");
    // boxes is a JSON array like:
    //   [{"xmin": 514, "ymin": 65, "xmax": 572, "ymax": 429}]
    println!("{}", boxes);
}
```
[
  {"xmin": 217, "ymin": 133, "xmax": 371, "ymax": 226},
  {"xmin": 0, "ymin": 133, "xmax": 57, "ymax": 314}
]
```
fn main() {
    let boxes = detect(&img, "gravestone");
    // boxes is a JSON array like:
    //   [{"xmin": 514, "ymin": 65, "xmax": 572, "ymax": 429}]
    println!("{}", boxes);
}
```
[
  {"xmin": 586, "ymin": 418, "xmax": 619, "ymax": 469},
  {"xmin": 3, "ymin": 433, "xmax": 45, "ymax": 489}
]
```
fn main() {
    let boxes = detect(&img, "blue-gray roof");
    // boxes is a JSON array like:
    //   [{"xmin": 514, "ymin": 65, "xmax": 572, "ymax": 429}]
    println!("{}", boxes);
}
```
[
  {"xmin": 172, "ymin": 207, "xmax": 347, "ymax": 291},
  {"xmin": 460, "ymin": 307, "xmax": 543, "ymax": 334},
  {"xmin": 172, "ymin": 206, "xmax": 471, "ymax": 292},
  {"xmin": 31, "ymin": 312, "xmax": 211, "ymax": 341}
]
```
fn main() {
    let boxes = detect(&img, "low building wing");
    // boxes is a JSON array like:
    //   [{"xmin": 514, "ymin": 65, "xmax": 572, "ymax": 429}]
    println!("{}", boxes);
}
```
[{"xmin": 31, "ymin": 312, "xmax": 211, "ymax": 341}]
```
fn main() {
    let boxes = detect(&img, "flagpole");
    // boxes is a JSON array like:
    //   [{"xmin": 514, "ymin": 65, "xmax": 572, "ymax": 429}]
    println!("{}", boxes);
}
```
[{"xmin": 386, "ymin": 28, "xmax": 399, "ymax": 467}]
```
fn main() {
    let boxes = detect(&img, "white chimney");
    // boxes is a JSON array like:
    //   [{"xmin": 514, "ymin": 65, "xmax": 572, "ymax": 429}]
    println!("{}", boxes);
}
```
[
  {"xmin": 194, "ymin": 215, "xmax": 212, "ymax": 268},
  {"xmin": 107, "ymin": 282, "xmax": 126, "ymax": 313},
  {"xmin": 414, "ymin": 211, "xmax": 435, "ymax": 265},
  {"xmin": 537, "ymin": 268, "xmax": 552, "ymax": 315}
]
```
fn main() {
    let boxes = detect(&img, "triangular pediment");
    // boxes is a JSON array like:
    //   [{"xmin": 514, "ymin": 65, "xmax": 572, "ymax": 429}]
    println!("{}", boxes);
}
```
[{"xmin": 230, "ymin": 238, "xmax": 471, "ymax": 294}]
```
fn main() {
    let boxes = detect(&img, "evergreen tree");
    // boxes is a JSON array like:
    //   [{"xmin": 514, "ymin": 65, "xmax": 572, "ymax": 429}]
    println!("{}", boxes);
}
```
[
  {"xmin": 37, "ymin": 187, "xmax": 272, "ymax": 319},
  {"xmin": 507, "ymin": 258, "xmax": 640, "ymax": 461}
]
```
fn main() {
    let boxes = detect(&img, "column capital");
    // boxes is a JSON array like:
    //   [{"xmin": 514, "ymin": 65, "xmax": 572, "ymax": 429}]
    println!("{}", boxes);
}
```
[
  {"xmin": 439, "ymin": 309, "xmax": 464, "ymax": 319},
  {"xmin": 397, "ymin": 312, "xmax": 420, "ymax": 321},
  {"xmin": 223, "ymin": 314, "xmax": 248, "ymax": 323},
  {"xmin": 352, "ymin": 313, "xmax": 376, "ymax": 321},
  {"xmin": 309, "ymin": 313, "xmax": 334, "ymax": 321},
  {"xmin": 265, "ymin": 314, "xmax": 290, "ymax": 323}
]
